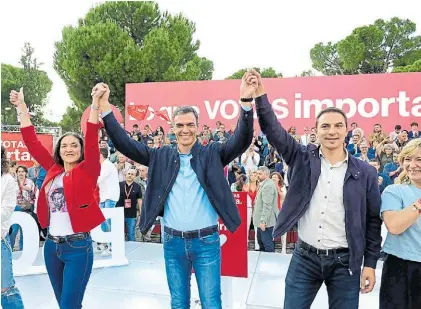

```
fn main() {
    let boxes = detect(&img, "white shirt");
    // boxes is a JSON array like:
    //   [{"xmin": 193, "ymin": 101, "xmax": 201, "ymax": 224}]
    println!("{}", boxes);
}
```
[
  {"xmin": 115, "ymin": 161, "xmax": 132, "ymax": 182},
  {"xmin": 301, "ymin": 134, "xmax": 309, "ymax": 146},
  {"xmin": 98, "ymin": 159, "xmax": 120, "ymax": 202},
  {"xmin": 298, "ymin": 149, "xmax": 349, "ymax": 249},
  {"xmin": 48, "ymin": 173, "xmax": 75, "ymax": 236},
  {"xmin": 241, "ymin": 151, "xmax": 260, "ymax": 172},
  {"xmin": 1, "ymin": 173, "xmax": 18, "ymax": 239}
]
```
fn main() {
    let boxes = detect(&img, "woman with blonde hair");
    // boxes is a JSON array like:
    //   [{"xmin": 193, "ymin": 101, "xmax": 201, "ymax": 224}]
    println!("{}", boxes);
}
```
[{"xmin": 379, "ymin": 138, "xmax": 421, "ymax": 309}]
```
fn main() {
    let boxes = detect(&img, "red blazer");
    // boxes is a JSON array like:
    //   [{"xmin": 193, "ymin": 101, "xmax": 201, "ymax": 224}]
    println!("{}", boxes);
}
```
[{"xmin": 21, "ymin": 122, "xmax": 105, "ymax": 232}]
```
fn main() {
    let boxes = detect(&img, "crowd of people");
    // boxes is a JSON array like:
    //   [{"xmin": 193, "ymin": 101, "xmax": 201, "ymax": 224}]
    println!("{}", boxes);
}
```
[{"xmin": 1, "ymin": 70, "xmax": 420, "ymax": 309}]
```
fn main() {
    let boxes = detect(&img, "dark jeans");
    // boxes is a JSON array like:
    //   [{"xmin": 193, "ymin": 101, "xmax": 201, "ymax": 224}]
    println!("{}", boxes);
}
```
[
  {"xmin": 44, "ymin": 236, "xmax": 93, "ymax": 309},
  {"xmin": 256, "ymin": 226, "xmax": 275, "ymax": 252},
  {"xmin": 284, "ymin": 241, "xmax": 361, "ymax": 309},
  {"xmin": 380, "ymin": 254, "xmax": 421, "ymax": 309},
  {"xmin": 163, "ymin": 231, "xmax": 221, "ymax": 309}
]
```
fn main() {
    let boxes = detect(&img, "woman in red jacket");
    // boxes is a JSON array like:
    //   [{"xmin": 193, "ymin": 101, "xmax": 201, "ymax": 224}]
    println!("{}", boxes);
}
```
[{"xmin": 9, "ymin": 84, "xmax": 105, "ymax": 309}]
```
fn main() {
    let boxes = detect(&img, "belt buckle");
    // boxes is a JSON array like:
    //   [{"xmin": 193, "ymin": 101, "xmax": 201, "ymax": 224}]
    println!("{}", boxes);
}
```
[{"xmin": 52, "ymin": 236, "xmax": 61, "ymax": 244}]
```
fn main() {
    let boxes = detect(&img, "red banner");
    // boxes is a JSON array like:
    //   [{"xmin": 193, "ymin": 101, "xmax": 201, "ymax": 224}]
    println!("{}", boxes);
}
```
[
  {"xmin": 125, "ymin": 73, "xmax": 421, "ymax": 134},
  {"xmin": 128, "ymin": 105, "xmax": 149, "ymax": 121},
  {"xmin": 219, "ymin": 192, "xmax": 248, "ymax": 278},
  {"xmin": 1, "ymin": 132, "xmax": 53, "ymax": 167},
  {"xmin": 153, "ymin": 109, "xmax": 171, "ymax": 122}
]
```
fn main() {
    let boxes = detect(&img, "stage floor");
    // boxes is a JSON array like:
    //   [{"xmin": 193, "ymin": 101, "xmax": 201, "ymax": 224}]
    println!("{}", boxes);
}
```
[{"xmin": 14, "ymin": 242, "xmax": 381, "ymax": 309}]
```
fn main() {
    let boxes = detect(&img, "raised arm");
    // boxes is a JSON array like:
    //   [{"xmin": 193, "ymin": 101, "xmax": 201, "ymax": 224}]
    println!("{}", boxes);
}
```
[
  {"xmin": 81, "ymin": 84, "xmax": 104, "ymax": 178},
  {"xmin": 98, "ymin": 84, "xmax": 153, "ymax": 167},
  {"xmin": 10, "ymin": 88, "xmax": 54, "ymax": 170},
  {"xmin": 251, "ymin": 70, "xmax": 302, "ymax": 167},
  {"xmin": 219, "ymin": 72, "xmax": 256, "ymax": 166}
]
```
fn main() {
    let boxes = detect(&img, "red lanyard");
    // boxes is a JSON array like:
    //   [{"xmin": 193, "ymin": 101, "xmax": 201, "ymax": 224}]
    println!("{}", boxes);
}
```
[{"xmin": 125, "ymin": 183, "xmax": 134, "ymax": 199}]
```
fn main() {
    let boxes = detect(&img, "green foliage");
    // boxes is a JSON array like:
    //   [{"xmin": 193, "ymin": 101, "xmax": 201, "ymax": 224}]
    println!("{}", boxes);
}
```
[
  {"xmin": 310, "ymin": 17, "xmax": 421, "ymax": 75},
  {"xmin": 226, "ymin": 67, "xmax": 282, "ymax": 79},
  {"xmin": 60, "ymin": 105, "xmax": 83, "ymax": 133},
  {"xmin": 1, "ymin": 43, "xmax": 52, "ymax": 125},
  {"xmin": 55, "ymin": 1, "xmax": 214, "ymax": 129},
  {"xmin": 393, "ymin": 59, "xmax": 421, "ymax": 72},
  {"xmin": 300, "ymin": 70, "xmax": 316, "ymax": 77}
]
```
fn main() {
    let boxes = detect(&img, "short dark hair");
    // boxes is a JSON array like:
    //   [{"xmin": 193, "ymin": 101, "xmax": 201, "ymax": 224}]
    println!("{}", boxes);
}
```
[
  {"xmin": 133, "ymin": 124, "xmax": 139, "ymax": 128},
  {"xmin": 53, "ymin": 132, "xmax": 84, "ymax": 166},
  {"xmin": 173, "ymin": 106, "xmax": 199, "ymax": 125},
  {"xmin": 369, "ymin": 159, "xmax": 380, "ymax": 164},
  {"xmin": 351, "ymin": 122, "xmax": 357, "ymax": 126},
  {"xmin": 99, "ymin": 148, "xmax": 108, "ymax": 159},
  {"xmin": 374, "ymin": 123, "xmax": 381, "ymax": 127},
  {"xmin": 402, "ymin": 130, "xmax": 409, "ymax": 134},
  {"xmin": 410, "ymin": 122, "xmax": 418, "ymax": 127},
  {"xmin": 316, "ymin": 107, "xmax": 348, "ymax": 128},
  {"xmin": 16, "ymin": 165, "xmax": 28, "ymax": 174},
  {"xmin": 1, "ymin": 145, "xmax": 9, "ymax": 175},
  {"xmin": 395, "ymin": 125, "xmax": 402, "ymax": 130}
]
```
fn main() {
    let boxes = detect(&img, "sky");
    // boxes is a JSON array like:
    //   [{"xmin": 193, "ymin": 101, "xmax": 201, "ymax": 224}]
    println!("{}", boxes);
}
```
[{"xmin": 1, "ymin": 0, "xmax": 420, "ymax": 122}]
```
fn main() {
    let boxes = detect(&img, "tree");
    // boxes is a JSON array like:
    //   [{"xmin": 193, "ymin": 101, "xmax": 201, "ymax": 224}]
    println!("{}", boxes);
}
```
[
  {"xmin": 1, "ymin": 43, "xmax": 52, "ymax": 125},
  {"xmin": 310, "ymin": 17, "xmax": 421, "ymax": 75},
  {"xmin": 299, "ymin": 70, "xmax": 316, "ymax": 77},
  {"xmin": 226, "ymin": 67, "xmax": 282, "ymax": 79},
  {"xmin": 310, "ymin": 42, "xmax": 346, "ymax": 75},
  {"xmin": 393, "ymin": 59, "xmax": 421, "ymax": 72},
  {"xmin": 55, "ymin": 1, "xmax": 214, "ymax": 129},
  {"xmin": 60, "ymin": 105, "xmax": 84, "ymax": 133}
]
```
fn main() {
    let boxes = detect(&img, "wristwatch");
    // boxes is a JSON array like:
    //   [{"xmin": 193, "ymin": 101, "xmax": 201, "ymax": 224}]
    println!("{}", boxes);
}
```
[{"xmin": 412, "ymin": 200, "xmax": 421, "ymax": 214}]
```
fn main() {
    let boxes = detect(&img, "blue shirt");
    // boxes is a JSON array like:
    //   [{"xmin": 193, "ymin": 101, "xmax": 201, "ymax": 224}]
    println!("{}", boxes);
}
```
[
  {"xmin": 346, "ymin": 143, "xmax": 360, "ymax": 155},
  {"xmin": 381, "ymin": 184, "xmax": 421, "ymax": 262},
  {"xmin": 36, "ymin": 167, "xmax": 46, "ymax": 190},
  {"xmin": 383, "ymin": 162, "xmax": 399, "ymax": 181},
  {"xmin": 378, "ymin": 172, "xmax": 392, "ymax": 193},
  {"xmin": 102, "ymin": 105, "xmax": 252, "ymax": 232},
  {"xmin": 163, "ymin": 152, "xmax": 218, "ymax": 231}
]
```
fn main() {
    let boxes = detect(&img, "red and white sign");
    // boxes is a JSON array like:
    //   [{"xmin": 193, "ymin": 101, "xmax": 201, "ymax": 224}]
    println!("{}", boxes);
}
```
[
  {"xmin": 219, "ymin": 192, "xmax": 248, "ymax": 278},
  {"xmin": 80, "ymin": 104, "xmax": 124, "ymax": 135},
  {"xmin": 1, "ymin": 132, "xmax": 53, "ymax": 167},
  {"xmin": 125, "ymin": 73, "xmax": 421, "ymax": 134}
]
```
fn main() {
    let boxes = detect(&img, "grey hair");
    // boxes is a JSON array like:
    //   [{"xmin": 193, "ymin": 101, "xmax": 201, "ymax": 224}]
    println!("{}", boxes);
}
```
[
  {"xmin": 258, "ymin": 166, "xmax": 270, "ymax": 175},
  {"xmin": 173, "ymin": 106, "xmax": 199, "ymax": 125}
]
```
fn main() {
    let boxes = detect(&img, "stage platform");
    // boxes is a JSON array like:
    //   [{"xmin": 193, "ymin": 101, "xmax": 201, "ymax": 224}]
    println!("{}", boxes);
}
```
[{"xmin": 14, "ymin": 242, "xmax": 381, "ymax": 309}]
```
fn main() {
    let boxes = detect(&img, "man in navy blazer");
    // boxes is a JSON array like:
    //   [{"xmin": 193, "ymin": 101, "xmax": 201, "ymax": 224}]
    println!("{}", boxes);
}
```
[
  {"xmin": 250, "ymin": 69, "xmax": 382, "ymax": 309},
  {"xmin": 97, "ymin": 76, "xmax": 256, "ymax": 309}
]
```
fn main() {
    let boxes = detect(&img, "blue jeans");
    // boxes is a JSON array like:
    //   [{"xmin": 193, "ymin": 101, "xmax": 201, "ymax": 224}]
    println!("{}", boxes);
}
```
[
  {"xmin": 284, "ymin": 241, "xmax": 361, "ymax": 309},
  {"xmin": 1, "ymin": 235, "xmax": 24, "ymax": 309},
  {"xmin": 44, "ymin": 236, "xmax": 93, "ymax": 309},
  {"xmin": 9, "ymin": 206, "xmax": 23, "ymax": 251},
  {"xmin": 256, "ymin": 226, "xmax": 275, "ymax": 252},
  {"xmin": 99, "ymin": 200, "xmax": 116, "ymax": 232},
  {"xmin": 125, "ymin": 218, "xmax": 136, "ymax": 241},
  {"xmin": 163, "ymin": 231, "xmax": 221, "ymax": 309}
]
